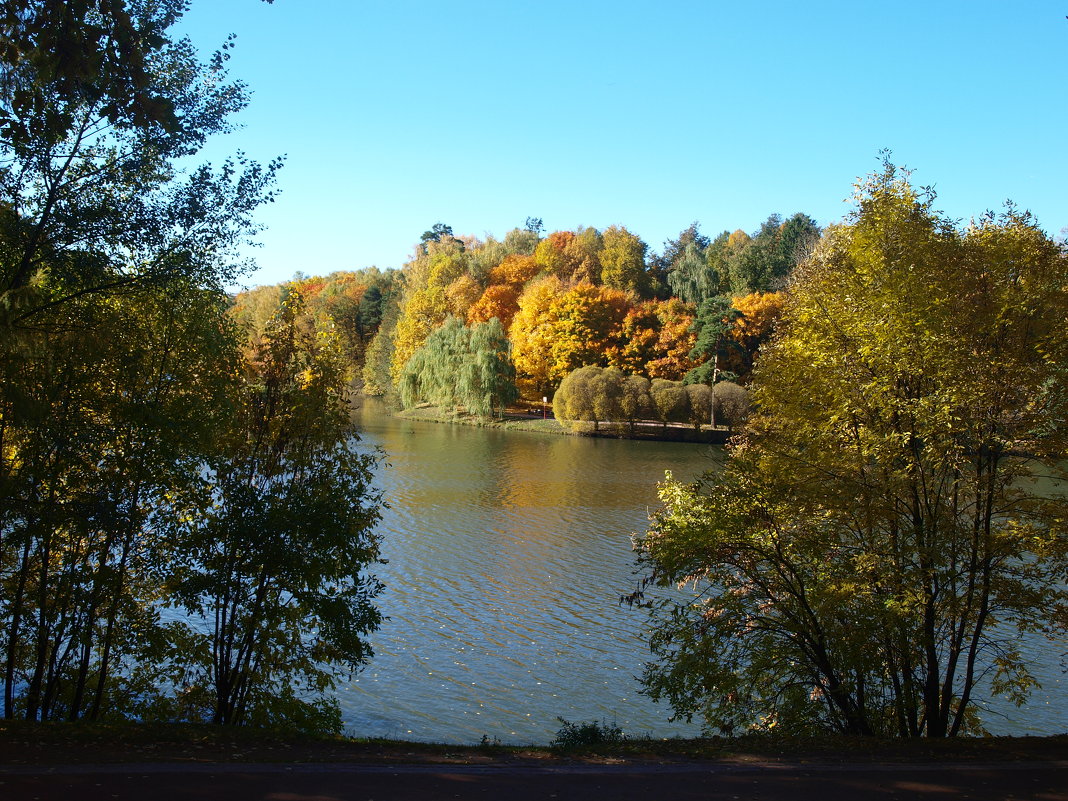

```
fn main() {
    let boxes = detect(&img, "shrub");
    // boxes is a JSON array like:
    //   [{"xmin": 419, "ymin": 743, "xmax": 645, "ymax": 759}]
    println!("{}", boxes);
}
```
[{"xmin": 550, "ymin": 717, "xmax": 627, "ymax": 749}]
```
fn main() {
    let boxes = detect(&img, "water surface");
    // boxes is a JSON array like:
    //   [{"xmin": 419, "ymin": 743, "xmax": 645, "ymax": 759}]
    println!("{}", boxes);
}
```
[{"xmin": 340, "ymin": 401, "xmax": 1065, "ymax": 743}]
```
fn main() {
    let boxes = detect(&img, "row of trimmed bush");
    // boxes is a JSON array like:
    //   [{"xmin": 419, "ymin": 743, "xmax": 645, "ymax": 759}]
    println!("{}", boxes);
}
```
[{"xmin": 553, "ymin": 365, "xmax": 750, "ymax": 435}]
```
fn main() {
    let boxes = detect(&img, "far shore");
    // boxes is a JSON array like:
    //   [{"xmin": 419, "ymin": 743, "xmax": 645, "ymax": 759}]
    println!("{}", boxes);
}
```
[{"xmin": 363, "ymin": 398, "xmax": 732, "ymax": 444}]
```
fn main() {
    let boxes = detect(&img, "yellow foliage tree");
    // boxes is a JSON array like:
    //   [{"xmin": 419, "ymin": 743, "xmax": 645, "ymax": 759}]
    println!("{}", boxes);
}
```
[{"xmin": 510, "ymin": 278, "xmax": 632, "ymax": 396}]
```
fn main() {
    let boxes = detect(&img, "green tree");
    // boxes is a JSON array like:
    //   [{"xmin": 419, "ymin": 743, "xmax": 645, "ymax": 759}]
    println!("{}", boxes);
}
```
[
  {"xmin": 399, "ymin": 316, "xmax": 517, "ymax": 419},
  {"xmin": 0, "ymin": 0, "xmax": 279, "ymax": 329},
  {"xmin": 722, "ymin": 213, "xmax": 819, "ymax": 295},
  {"xmin": 662, "ymin": 223, "xmax": 718, "ymax": 305},
  {"xmin": 0, "ymin": 0, "xmax": 281, "ymax": 723},
  {"xmin": 683, "ymin": 296, "xmax": 742, "ymax": 426},
  {"xmin": 1, "ymin": 282, "xmax": 238, "ymax": 721},
  {"xmin": 168, "ymin": 290, "xmax": 383, "ymax": 729},
  {"xmin": 636, "ymin": 163, "xmax": 1068, "ymax": 738}
]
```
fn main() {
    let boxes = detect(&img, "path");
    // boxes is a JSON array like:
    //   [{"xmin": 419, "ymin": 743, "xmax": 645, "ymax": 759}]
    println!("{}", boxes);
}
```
[{"xmin": 3, "ymin": 759, "xmax": 1066, "ymax": 800}]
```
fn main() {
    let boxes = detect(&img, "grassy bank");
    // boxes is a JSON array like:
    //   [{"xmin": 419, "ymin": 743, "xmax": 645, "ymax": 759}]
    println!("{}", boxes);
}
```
[
  {"xmin": 2, "ymin": 720, "xmax": 1066, "ymax": 766},
  {"xmin": 388, "ymin": 403, "xmax": 729, "ymax": 443}
]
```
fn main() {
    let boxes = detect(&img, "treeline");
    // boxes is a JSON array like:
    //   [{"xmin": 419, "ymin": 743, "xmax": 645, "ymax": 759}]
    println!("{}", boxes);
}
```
[
  {"xmin": 365, "ymin": 215, "xmax": 816, "ymax": 420},
  {"xmin": 1, "ymin": 1, "xmax": 383, "ymax": 731},
  {"xmin": 376, "ymin": 217, "xmax": 815, "ymax": 406},
  {"xmin": 241, "ymin": 215, "xmax": 813, "ymax": 424}
]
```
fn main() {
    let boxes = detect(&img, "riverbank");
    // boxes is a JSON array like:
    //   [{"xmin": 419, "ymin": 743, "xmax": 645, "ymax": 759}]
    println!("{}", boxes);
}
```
[
  {"xmin": 381, "ymin": 401, "xmax": 731, "ymax": 444},
  {"xmin": 3, "ymin": 720, "xmax": 1066, "ymax": 766}
]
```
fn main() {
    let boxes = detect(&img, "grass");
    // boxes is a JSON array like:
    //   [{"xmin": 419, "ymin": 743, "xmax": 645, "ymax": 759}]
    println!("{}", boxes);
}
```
[{"xmin": 2, "ymin": 720, "xmax": 1066, "ymax": 766}]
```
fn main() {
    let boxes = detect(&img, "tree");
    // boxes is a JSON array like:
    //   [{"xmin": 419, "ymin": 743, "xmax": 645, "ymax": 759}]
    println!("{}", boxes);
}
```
[
  {"xmin": 553, "ymin": 364, "xmax": 602, "ymax": 433},
  {"xmin": 683, "ymin": 382, "xmax": 712, "ymax": 432},
  {"xmin": 607, "ymin": 298, "xmax": 698, "ymax": 380},
  {"xmin": 467, "ymin": 282, "xmax": 522, "ymax": 329},
  {"xmin": 0, "ymin": 0, "xmax": 280, "ymax": 330},
  {"xmin": 1, "ymin": 282, "xmax": 237, "ymax": 722},
  {"xmin": 419, "ymin": 222, "xmax": 455, "ymax": 251},
  {"xmin": 510, "ymin": 279, "xmax": 631, "ymax": 397},
  {"xmin": 722, "ymin": 213, "xmax": 820, "ymax": 295},
  {"xmin": 683, "ymin": 296, "xmax": 743, "ymax": 425},
  {"xmin": 391, "ymin": 236, "xmax": 470, "ymax": 382},
  {"xmin": 0, "ymin": 0, "xmax": 283, "ymax": 724},
  {"xmin": 620, "ymin": 373, "xmax": 653, "ymax": 436},
  {"xmin": 463, "ymin": 317, "xmax": 518, "ymax": 418},
  {"xmin": 399, "ymin": 316, "xmax": 517, "ymax": 419},
  {"xmin": 663, "ymin": 223, "xmax": 718, "ymax": 305},
  {"xmin": 600, "ymin": 225, "xmax": 649, "ymax": 295},
  {"xmin": 649, "ymin": 378, "xmax": 687, "ymax": 432},
  {"xmin": 534, "ymin": 231, "xmax": 579, "ymax": 278},
  {"xmin": 168, "ymin": 290, "xmax": 383, "ymax": 729},
  {"xmin": 712, "ymin": 381, "xmax": 749, "ymax": 431},
  {"xmin": 726, "ymin": 291, "xmax": 786, "ymax": 381},
  {"xmin": 636, "ymin": 163, "xmax": 1068, "ymax": 738}
]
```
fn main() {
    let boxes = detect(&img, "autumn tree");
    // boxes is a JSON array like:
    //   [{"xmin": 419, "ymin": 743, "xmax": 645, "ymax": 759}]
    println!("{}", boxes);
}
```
[
  {"xmin": 636, "ymin": 163, "xmax": 1068, "ymax": 738},
  {"xmin": 600, "ymin": 225, "xmax": 649, "ymax": 296},
  {"xmin": 391, "ymin": 236, "xmax": 469, "ymax": 382},
  {"xmin": 467, "ymin": 282, "xmax": 522, "ymax": 329},
  {"xmin": 534, "ymin": 231, "xmax": 579, "ymax": 278},
  {"xmin": 510, "ymin": 278, "xmax": 632, "ymax": 397},
  {"xmin": 726, "ymin": 291, "xmax": 786, "ymax": 381}
]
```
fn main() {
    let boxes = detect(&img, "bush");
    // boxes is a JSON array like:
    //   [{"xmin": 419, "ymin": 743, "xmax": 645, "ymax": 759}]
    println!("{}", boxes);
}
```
[
  {"xmin": 550, "ymin": 717, "xmax": 627, "ymax": 749},
  {"xmin": 713, "ymin": 381, "xmax": 750, "ymax": 430}
]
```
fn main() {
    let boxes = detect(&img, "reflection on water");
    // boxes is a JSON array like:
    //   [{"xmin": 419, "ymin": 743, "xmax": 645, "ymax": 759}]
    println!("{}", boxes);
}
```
[{"xmin": 340, "ymin": 400, "xmax": 1065, "ymax": 744}]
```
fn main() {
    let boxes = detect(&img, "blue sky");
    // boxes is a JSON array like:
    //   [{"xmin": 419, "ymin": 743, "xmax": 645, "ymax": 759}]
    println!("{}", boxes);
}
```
[{"xmin": 177, "ymin": 1, "xmax": 1068, "ymax": 289}]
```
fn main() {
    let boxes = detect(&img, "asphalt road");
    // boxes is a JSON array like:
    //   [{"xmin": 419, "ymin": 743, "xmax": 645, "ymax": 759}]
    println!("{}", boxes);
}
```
[{"xmin": 3, "ymin": 760, "xmax": 1067, "ymax": 801}]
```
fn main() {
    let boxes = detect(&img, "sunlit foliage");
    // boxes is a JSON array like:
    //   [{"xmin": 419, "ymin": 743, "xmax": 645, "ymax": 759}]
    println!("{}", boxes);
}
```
[{"xmin": 636, "ymin": 163, "xmax": 1068, "ymax": 738}]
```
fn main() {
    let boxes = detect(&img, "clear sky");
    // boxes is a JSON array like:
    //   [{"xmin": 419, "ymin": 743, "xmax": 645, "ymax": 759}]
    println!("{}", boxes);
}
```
[{"xmin": 177, "ymin": 1, "xmax": 1068, "ymax": 290}]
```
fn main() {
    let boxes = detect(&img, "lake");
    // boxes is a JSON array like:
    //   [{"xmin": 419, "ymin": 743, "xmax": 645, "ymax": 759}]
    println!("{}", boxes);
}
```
[{"xmin": 340, "ymin": 400, "xmax": 1065, "ymax": 744}]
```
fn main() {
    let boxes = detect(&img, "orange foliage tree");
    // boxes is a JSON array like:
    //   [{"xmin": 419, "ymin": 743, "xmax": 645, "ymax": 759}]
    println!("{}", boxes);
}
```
[
  {"xmin": 467, "ymin": 254, "xmax": 541, "ymax": 329},
  {"xmin": 605, "ymin": 298, "xmax": 697, "ymax": 380},
  {"xmin": 727, "ymin": 291, "xmax": 786, "ymax": 380}
]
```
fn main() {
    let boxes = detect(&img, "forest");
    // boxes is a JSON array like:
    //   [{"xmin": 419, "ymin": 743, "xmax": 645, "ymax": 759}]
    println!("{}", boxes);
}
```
[{"xmin": 232, "ymin": 211, "xmax": 820, "ymax": 435}]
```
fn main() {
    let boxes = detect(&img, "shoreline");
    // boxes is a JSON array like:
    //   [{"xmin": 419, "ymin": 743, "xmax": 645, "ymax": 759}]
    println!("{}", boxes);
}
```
[{"xmin": 371, "ymin": 400, "xmax": 731, "ymax": 444}]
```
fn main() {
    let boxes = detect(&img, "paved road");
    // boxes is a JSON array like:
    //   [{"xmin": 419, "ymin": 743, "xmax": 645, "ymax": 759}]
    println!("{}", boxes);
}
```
[{"xmin": 3, "ymin": 760, "xmax": 1066, "ymax": 800}]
